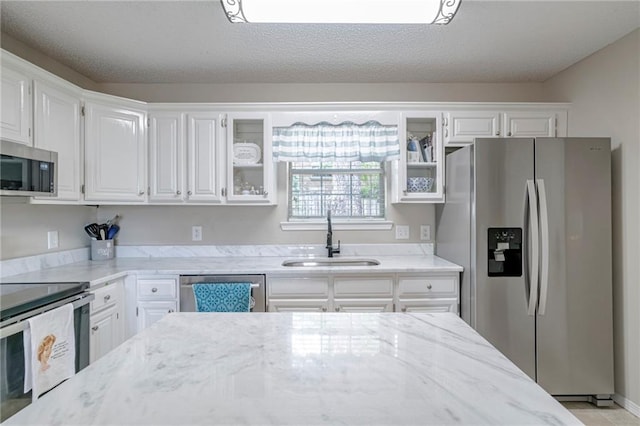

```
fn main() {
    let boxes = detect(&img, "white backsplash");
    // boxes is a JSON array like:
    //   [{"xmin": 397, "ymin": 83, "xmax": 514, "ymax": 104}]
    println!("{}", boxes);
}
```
[
  {"xmin": 0, "ymin": 243, "xmax": 434, "ymax": 279},
  {"xmin": 114, "ymin": 243, "xmax": 434, "ymax": 258},
  {"xmin": 0, "ymin": 248, "xmax": 90, "ymax": 279}
]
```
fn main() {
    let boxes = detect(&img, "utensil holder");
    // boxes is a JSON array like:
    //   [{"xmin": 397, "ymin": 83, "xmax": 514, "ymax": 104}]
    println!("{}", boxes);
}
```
[{"xmin": 91, "ymin": 240, "xmax": 114, "ymax": 260}]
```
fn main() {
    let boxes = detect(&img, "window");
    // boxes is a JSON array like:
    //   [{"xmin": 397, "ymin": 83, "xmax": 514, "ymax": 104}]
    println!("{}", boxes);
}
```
[{"xmin": 288, "ymin": 160, "xmax": 385, "ymax": 220}]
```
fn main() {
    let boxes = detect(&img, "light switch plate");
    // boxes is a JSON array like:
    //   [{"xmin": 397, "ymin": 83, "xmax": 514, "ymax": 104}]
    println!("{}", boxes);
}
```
[
  {"xmin": 47, "ymin": 230, "xmax": 59, "ymax": 249},
  {"xmin": 420, "ymin": 225, "xmax": 431, "ymax": 241},
  {"xmin": 191, "ymin": 226, "xmax": 203, "ymax": 241},
  {"xmin": 395, "ymin": 225, "xmax": 410, "ymax": 240}
]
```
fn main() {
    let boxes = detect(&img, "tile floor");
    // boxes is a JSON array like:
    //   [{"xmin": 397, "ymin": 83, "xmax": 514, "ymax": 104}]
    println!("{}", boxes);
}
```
[{"xmin": 562, "ymin": 402, "xmax": 640, "ymax": 425}]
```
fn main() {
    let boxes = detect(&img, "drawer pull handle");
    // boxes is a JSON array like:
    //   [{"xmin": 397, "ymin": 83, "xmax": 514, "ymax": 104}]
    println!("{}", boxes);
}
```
[
  {"xmin": 104, "ymin": 295, "xmax": 111, "ymax": 301},
  {"xmin": 151, "ymin": 287, "xmax": 158, "ymax": 293},
  {"xmin": 427, "ymin": 284, "xmax": 433, "ymax": 290},
  {"xmin": 92, "ymin": 326, "xmax": 99, "ymax": 331}
]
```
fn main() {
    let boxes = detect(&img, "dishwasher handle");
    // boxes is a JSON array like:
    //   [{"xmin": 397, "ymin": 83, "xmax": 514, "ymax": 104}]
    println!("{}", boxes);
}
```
[{"xmin": 181, "ymin": 282, "xmax": 261, "ymax": 289}]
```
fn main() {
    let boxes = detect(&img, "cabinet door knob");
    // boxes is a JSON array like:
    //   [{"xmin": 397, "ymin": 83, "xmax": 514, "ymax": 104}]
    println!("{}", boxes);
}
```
[
  {"xmin": 263, "ymin": 191, "xmax": 268, "ymax": 197},
  {"xmin": 92, "ymin": 325, "xmax": 99, "ymax": 331},
  {"xmin": 401, "ymin": 307, "xmax": 407, "ymax": 313},
  {"xmin": 104, "ymin": 295, "xmax": 111, "ymax": 301},
  {"xmin": 176, "ymin": 190, "xmax": 181, "ymax": 195},
  {"xmin": 508, "ymin": 131, "xmax": 512, "ymax": 137},
  {"xmin": 496, "ymin": 130, "xmax": 500, "ymax": 136},
  {"xmin": 168, "ymin": 309, "xmax": 174, "ymax": 313},
  {"xmin": 151, "ymin": 287, "xmax": 158, "ymax": 293},
  {"xmin": 321, "ymin": 307, "xmax": 327, "ymax": 312},
  {"xmin": 138, "ymin": 190, "xmax": 145, "ymax": 196},
  {"xmin": 187, "ymin": 190, "xmax": 192, "ymax": 196},
  {"xmin": 335, "ymin": 307, "xmax": 340, "ymax": 312},
  {"xmin": 427, "ymin": 283, "xmax": 433, "ymax": 290}
]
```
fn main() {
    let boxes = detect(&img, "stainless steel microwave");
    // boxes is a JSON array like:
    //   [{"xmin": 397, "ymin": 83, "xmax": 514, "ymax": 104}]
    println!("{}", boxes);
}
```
[{"xmin": 0, "ymin": 140, "xmax": 57, "ymax": 197}]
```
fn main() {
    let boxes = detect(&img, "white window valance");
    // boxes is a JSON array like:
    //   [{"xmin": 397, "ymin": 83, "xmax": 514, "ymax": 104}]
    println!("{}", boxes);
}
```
[{"xmin": 272, "ymin": 121, "xmax": 400, "ymax": 162}]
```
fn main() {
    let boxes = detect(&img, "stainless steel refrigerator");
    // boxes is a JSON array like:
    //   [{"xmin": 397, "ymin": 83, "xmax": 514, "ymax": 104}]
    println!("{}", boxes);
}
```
[{"xmin": 436, "ymin": 138, "xmax": 614, "ymax": 404}]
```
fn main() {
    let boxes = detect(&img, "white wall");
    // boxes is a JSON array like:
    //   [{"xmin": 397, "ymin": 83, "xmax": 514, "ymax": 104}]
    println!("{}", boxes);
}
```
[
  {"xmin": 544, "ymin": 29, "xmax": 640, "ymax": 411},
  {"xmin": 95, "ymin": 164, "xmax": 436, "ymax": 246},
  {"xmin": 0, "ymin": 199, "xmax": 96, "ymax": 259},
  {"xmin": 96, "ymin": 82, "xmax": 548, "ymax": 103}
]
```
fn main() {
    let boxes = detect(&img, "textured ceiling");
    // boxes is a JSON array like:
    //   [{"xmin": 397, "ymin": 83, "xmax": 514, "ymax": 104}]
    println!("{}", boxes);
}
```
[{"xmin": 1, "ymin": 1, "xmax": 639, "ymax": 84}]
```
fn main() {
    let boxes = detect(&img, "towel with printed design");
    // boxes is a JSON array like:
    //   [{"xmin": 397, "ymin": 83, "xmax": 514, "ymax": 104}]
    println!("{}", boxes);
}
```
[{"xmin": 192, "ymin": 283, "xmax": 252, "ymax": 312}]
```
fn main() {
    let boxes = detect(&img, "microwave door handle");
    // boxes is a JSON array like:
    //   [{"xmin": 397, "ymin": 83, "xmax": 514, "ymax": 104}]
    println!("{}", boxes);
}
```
[
  {"xmin": 536, "ymin": 179, "xmax": 550, "ymax": 315},
  {"xmin": 525, "ymin": 179, "xmax": 540, "ymax": 316}
]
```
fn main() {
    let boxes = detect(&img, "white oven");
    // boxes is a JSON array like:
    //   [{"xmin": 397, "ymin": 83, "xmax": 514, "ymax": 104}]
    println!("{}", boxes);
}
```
[{"xmin": 0, "ymin": 282, "xmax": 93, "ymax": 422}]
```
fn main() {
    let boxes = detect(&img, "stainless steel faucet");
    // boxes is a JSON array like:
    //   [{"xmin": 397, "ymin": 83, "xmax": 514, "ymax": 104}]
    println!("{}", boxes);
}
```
[{"xmin": 326, "ymin": 210, "xmax": 341, "ymax": 258}]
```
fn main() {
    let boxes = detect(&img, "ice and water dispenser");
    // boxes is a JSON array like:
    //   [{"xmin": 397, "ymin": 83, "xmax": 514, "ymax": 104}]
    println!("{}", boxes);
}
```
[{"xmin": 488, "ymin": 228, "xmax": 522, "ymax": 276}]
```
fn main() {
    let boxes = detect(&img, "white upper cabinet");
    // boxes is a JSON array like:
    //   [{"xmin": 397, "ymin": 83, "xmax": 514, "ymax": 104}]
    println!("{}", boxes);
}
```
[
  {"xmin": 84, "ymin": 93, "xmax": 147, "ymax": 202},
  {"xmin": 149, "ymin": 111, "xmax": 185, "ymax": 202},
  {"xmin": 443, "ymin": 108, "xmax": 567, "ymax": 146},
  {"xmin": 32, "ymin": 80, "xmax": 82, "ymax": 201},
  {"xmin": 503, "ymin": 111, "xmax": 557, "ymax": 138},
  {"xmin": 186, "ymin": 112, "xmax": 222, "ymax": 203},
  {"xmin": 443, "ymin": 111, "xmax": 501, "ymax": 144},
  {"xmin": 392, "ymin": 112, "xmax": 445, "ymax": 203},
  {"xmin": 1, "ymin": 63, "xmax": 32, "ymax": 145},
  {"xmin": 148, "ymin": 109, "xmax": 225, "ymax": 204},
  {"xmin": 225, "ymin": 112, "xmax": 276, "ymax": 204}
]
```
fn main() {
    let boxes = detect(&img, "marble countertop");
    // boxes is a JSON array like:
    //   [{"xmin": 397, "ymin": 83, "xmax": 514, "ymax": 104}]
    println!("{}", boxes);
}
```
[
  {"xmin": 0, "ymin": 254, "xmax": 463, "ymax": 287},
  {"xmin": 6, "ymin": 312, "xmax": 580, "ymax": 425}
]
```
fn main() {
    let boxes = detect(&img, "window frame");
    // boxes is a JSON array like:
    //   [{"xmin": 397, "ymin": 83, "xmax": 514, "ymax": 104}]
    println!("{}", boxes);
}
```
[{"xmin": 280, "ymin": 161, "xmax": 394, "ymax": 231}]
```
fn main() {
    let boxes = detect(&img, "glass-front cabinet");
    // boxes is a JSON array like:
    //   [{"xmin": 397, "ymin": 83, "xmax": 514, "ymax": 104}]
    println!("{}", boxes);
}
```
[
  {"xmin": 224, "ymin": 112, "xmax": 276, "ymax": 204},
  {"xmin": 391, "ymin": 112, "xmax": 444, "ymax": 203}
]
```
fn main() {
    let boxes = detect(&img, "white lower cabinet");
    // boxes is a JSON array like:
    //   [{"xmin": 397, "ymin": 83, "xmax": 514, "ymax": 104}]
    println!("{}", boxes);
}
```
[
  {"xmin": 268, "ymin": 276, "xmax": 330, "ymax": 312},
  {"xmin": 135, "ymin": 276, "xmax": 179, "ymax": 332},
  {"xmin": 397, "ymin": 299, "xmax": 458, "ymax": 313},
  {"xmin": 267, "ymin": 273, "xmax": 459, "ymax": 314},
  {"xmin": 397, "ymin": 275, "xmax": 459, "ymax": 314},
  {"xmin": 89, "ymin": 278, "xmax": 124, "ymax": 363},
  {"xmin": 333, "ymin": 299, "xmax": 394, "ymax": 313},
  {"xmin": 137, "ymin": 300, "xmax": 178, "ymax": 330},
  {"xmin": 268, "ymin": 299, "xmax": 329, "ymax": 312},
  {"xmin": 90, "ymin": 305, "xmax": 120, "ymax": 363}
]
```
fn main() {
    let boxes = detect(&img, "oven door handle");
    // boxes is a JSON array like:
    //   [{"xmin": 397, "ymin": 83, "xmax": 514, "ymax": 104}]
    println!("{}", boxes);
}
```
[{"xmin": 0, "ymin": 293, "xmax": 95, "ymax": 339}]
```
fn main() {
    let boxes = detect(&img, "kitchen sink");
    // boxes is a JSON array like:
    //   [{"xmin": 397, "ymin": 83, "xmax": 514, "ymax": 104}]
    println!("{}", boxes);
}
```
[{"xmin": 281, "ymin": 258, "xmax": 380, "ymax": 267}]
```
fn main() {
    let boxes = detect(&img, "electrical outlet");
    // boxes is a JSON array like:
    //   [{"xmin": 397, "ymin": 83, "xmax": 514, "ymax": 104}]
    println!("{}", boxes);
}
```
[
  {"xmin": 47, "ymin": 230, "xmax": 59, "ymax": 249},
  {"xmin": 191, "ymin": 226, "xmax": 203, "ymax": 241},
  {"xmin": 420, "ymin": 225, "xmax": 431, "ymax": 241},
  {"xmin": 395, "ymin": 225, "xmax": 410, "ymax": 240}
]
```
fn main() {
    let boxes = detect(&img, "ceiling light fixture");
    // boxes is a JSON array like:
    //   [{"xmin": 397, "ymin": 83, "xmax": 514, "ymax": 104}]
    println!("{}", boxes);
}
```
[{"xmin": 221, "ymin": 0, "xmax": 462, "ymax": 24}]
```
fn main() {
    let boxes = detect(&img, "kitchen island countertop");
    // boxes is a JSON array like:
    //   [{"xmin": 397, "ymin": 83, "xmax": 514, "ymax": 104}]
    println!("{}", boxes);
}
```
[{"xmin": 6, "ymin": 312, "xmax": 580, "ymax": 425}]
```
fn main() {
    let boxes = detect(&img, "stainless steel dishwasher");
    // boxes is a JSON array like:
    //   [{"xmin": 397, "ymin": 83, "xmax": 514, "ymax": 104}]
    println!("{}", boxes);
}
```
[{"xmin": 179, "ymin": 275, "xmax": 266, "ymax": 312}]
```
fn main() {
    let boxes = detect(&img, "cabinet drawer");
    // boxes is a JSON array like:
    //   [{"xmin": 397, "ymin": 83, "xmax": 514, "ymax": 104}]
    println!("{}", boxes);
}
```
[
  {"xmin": 398, "ymin": 276, "xmax": 457, "ymax": 297},
  {"xmin": 268, "ymin": 277, "xmax": 329, "ymax": 298},
  {"xmin": 90, "ymin": 283, "xmax": 120, "ymax": 312},
  {"xmin": 137, "ymin": 278, "xmax": 178, "ymax": 299},
  {"xmin": 333, "ymin": 278, "xmax": 393, "ymax": 298},
  {"xmin": 398, "ymin": 298, "xmax": 458, "ymax": 314}
]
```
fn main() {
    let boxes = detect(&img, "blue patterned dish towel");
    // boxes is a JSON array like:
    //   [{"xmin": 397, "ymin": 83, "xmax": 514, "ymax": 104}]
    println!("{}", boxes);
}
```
[{"xmin": 192, "ymin": 283, "xmax": 252, "ymax": 312}]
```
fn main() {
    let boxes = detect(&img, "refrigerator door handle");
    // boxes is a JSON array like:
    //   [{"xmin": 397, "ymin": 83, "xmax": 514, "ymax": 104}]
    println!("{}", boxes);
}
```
[
  {"xmin": 536, "ymin": 179, "xmax": 550, "ymax": 315},
  {"xmin": 526, "ymin": 179, "xmax": 540, "ymax": 316}
]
